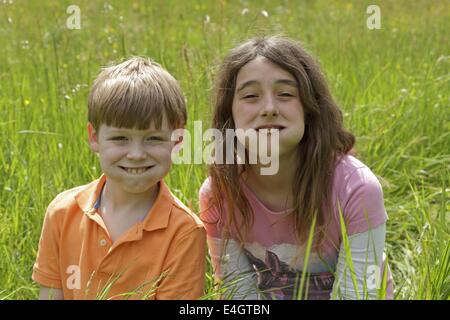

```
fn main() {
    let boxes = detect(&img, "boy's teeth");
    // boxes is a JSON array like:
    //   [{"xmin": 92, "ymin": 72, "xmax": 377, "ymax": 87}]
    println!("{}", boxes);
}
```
[{"xmin": 125, "ymin": 167, "xmax": 148, "ymax": 174}]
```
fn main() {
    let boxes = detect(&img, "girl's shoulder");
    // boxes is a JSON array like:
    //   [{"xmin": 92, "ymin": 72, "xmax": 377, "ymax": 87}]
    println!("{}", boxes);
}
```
[
  {"xmin": 332, "ymin": 154, "xmax": 388, "ymax": 234},
  {"xmin": 199, "ymin": 176, "xmax": 213, "ymax": 199},
  {"xmin": 333, "ymin": 154, "xmax": 380, "ymax": 187},
  {"xmin": 334, "ymin": 154, "xmax": 367, "ymax": 173},
  {"xmin": 333, "ymin": 154, "xmax": 386, "ymax": 209}
]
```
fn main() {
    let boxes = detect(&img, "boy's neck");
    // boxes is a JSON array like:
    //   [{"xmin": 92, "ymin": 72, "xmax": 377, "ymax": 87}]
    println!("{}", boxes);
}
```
[{"xmin": 100, "ymin": 180, "xmax": 160, "ymax": 217}]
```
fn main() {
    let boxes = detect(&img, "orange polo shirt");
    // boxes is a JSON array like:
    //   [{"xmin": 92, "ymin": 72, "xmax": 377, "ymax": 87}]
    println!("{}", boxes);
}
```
[{"xmin": 32, "ymin": 175, "xmax": 206, "ymax": 300}]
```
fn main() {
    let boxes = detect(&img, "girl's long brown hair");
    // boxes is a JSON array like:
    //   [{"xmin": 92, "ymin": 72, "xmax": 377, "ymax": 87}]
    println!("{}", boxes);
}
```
[{"xmin": 207, "ymin": 36, "xmax": 355, "ymax": 249}]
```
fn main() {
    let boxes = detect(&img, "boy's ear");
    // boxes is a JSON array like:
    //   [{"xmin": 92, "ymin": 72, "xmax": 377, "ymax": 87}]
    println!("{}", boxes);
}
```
[
  {"xmin": 174, "ymin": 132, "xmax": 184, "ymax": 146},
  {"xmin": 171, "ymin": 126, "xmax": 185, "ymax": 154},
  {"xmin": 87, "ymin": 122, "xmax": 99, "ymax": 153}
]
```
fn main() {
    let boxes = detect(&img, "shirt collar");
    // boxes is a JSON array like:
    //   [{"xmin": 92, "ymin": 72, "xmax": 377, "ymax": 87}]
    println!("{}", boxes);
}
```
[
  {"xmin": 75, "ymin": 175, "xmax": 106, "ymax": 214},
  {"xmin": 75, "ymin": 174, "xmax": 174, "ymax": 232}
]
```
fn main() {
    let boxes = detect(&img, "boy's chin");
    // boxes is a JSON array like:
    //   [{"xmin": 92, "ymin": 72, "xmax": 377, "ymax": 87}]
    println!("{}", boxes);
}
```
[
  {"xmin": 106, "ymin": 174, "xmax": 161, "ymax": 193},
  {"xmin": 120, "ymin": 182, "xmax": 160, "ymax": 195}
]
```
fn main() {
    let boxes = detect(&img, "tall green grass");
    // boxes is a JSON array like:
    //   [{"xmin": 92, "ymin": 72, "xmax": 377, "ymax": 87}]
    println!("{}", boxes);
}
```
[{"xmin": 0, "ymin": 0, "xmax": 448, "ymax": 299}]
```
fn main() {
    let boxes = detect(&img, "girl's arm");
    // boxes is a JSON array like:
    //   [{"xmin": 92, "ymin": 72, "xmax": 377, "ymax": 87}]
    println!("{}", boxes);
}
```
[
  {"xmin": 199, "ymin": 178, "xmax": 259, "ymax": 299},
  {"xmin": 331, "ymin": 223, "xmax": 386, "ymax": 300},
  {"xmin": 207, "ymin": 236, "xmax": 259, "ymax": 299}
]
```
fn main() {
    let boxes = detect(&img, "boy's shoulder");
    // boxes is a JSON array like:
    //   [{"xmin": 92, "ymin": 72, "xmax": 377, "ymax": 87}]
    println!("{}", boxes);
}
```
[
  {"xmin": 45, "ymin": 179, "xmax": 100, "ymax": 220},
  {"xmin": 164, "ymin": 184, "xmax": 204, "ymax": 229}
]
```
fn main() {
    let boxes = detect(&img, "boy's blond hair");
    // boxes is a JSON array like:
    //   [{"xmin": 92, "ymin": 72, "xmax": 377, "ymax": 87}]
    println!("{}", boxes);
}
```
[{"xmin": 88, "ymin": 56, "xmax": 186, "ymax": 131}]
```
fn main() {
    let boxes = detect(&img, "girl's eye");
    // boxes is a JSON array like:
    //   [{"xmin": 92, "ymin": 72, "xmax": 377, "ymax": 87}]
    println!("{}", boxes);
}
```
[
  {"xmin": 242, "ymin": 94, "xmax": 258, "ymax": 99},
  {"xmin": 279, "ymin": 92, "xmax": 295, "ymax": 97}
]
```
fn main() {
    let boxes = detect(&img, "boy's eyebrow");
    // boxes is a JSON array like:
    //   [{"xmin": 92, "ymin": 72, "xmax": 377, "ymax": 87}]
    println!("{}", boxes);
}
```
[
  {"xmin": 107, "ymin": 128, "xmax": 132, "ymax": 134},
  {"xmin": 236, "ymin": 79, "xmax": 298, "ymax": 93},
  {"xmin": 107, "ymin": 128, "xmax": 167, "ymax": 134}
]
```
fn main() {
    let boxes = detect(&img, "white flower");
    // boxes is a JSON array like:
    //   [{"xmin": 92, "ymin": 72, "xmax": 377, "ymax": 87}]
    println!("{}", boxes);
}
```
[
  {"xmin": 103, "ymin": 3, "xmax": 113, "ymax": 11},
  {"xmin": 204, "ymin": 15, "xmax": 210, "ymax": 24},
  {"xmin": 261, "ymin": 10, "xmax": 269, "ymax": 17},
  {"xmin": 436, "ymin": 55, "xmax": 449, "ymax": 64},
  {"xmin": 241, "ymin": 8, "xmax": 249, "ymax": 15}
]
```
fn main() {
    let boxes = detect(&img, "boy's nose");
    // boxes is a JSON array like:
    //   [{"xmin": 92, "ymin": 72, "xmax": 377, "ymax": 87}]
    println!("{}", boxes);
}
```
[{"xmin": 127, "ymin": 143, "xmax": 147, "ymax": 160}]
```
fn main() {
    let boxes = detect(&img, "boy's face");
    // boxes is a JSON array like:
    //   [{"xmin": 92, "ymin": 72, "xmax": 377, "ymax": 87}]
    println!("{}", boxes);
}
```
[{"xmin": 87, "ymin": 120, "xmax": 181, "ymax": 195}]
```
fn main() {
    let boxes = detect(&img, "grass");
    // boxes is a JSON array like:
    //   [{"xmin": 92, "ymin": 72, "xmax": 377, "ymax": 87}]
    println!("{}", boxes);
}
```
[{"xmin": 0, "ymin": 0, "xmax": 449, "ymax": 299}]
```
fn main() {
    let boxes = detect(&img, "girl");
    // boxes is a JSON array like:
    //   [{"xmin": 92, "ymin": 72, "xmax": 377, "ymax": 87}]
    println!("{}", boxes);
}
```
[{"xmin": 199, "ymin": 36, "xmax": 394, "ymax": 300}]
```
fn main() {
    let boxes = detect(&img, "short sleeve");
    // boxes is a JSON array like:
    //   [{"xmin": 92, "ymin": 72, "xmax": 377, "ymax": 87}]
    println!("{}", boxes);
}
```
[
  {"xmin": 198, "ymin": 177, "xmax": 222, "ymax": 238},
  {"xmin": 32, "ymin": 202, "xmax": 63, "ymax": 289},
  {"xmin": 341, "ymin": 167, "xmax": 388, "ymax": 236},
  {"xmin": 156, "ymin": 226, "xmax": 206, "ymax": 299}
]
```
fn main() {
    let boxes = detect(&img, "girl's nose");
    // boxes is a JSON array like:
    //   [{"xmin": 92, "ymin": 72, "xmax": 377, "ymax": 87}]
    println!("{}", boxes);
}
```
[{"xmin": 261, "ymin": 96, "xmax": 279, "ymax": 117}]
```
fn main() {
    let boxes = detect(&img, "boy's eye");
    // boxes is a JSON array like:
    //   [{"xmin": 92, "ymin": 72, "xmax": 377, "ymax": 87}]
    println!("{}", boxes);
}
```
[
  {"xmin": 110, "ymin": 136, "xmax": 127, "ymax": 141},
  {"xmin": 147, "ymin": 136, "xmax": 164, "ymax": 141}
]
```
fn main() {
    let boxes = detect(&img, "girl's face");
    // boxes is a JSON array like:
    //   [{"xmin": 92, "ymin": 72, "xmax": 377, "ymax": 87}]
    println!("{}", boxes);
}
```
[{"xmin": 232, "ymin": 56, "xmax": 305, "ymax": 159}]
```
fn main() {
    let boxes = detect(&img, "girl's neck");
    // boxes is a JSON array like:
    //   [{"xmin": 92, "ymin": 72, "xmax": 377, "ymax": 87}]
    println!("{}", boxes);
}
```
[{"xmin": 242, "ymin": 149, "xmax": 298, "ymax": 209}]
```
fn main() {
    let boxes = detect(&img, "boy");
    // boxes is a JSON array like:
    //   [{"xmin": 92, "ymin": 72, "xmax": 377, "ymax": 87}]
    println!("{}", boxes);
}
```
[{"xmin": 32, "ymin": 57, "xmax": 206, "ymax": 300}]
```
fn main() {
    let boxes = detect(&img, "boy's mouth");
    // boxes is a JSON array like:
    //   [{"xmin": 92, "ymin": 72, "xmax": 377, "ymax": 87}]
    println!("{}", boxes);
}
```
[{"xmin": 119, "ymin": 166, "xmax": 154, "ymax": 174}]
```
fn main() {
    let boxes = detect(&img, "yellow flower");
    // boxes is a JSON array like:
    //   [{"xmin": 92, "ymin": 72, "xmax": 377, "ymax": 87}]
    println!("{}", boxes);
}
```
[{"xmin": 24, "ymin": 99, "xmax": 30, "ymax": 106}]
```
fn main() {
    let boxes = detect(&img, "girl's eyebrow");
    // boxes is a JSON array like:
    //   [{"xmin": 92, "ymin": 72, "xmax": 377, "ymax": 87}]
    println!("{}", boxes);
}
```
[
  {"xmin": 276, "ymin": 79, "xmax": 298, "ymax": 88},
  {"xmin": 236, "ymin": 79, "xmax": 298, "ymax": 93},
  {"xmin": 236, "ymin": 80, "xmax": 258, "ymax": 93}
]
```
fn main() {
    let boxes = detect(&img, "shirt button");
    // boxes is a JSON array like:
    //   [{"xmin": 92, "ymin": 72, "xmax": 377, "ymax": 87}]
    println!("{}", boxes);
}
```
[{"xmin": 99, "ymin": 239, "xmax": 107, "ymax": 247}]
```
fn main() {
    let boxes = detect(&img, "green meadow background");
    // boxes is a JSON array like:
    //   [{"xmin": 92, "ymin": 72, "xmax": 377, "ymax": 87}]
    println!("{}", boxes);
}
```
[{"xmin": 0, "ymin": 0, "xmax": 449, "ymax": 299}]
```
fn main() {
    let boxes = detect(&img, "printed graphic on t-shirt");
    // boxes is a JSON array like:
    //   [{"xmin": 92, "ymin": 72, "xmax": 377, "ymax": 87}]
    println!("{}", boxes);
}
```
[{"xmin": 243, "ymin": 247, "xmax": 335, "ymax": 300}]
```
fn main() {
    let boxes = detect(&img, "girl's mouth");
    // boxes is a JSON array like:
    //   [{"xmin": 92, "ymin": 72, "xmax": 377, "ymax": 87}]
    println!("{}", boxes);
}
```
[
  {"xmin": 119, "ymin": 166, "xmax": 154, "ymax": 174},
  {"xmin": 255, "ymin": 125, "xmax": 286, "ymax": 132}
]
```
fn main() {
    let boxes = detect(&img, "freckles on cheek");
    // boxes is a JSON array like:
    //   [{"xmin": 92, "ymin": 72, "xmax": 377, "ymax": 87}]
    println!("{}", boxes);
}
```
[
  {"xmin": 102, "ymin": 149, "xmax": 120, "ymax": 159},
  {"xmin": 233, "ymin": 107, "xmax": 254, "ymax": 127},
  {"xmin": 154, "ymin": 147, "xmax": 173, "ymax": 161}
]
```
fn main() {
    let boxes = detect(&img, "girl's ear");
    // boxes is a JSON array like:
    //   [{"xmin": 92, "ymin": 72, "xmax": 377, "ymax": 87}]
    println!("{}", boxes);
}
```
[{"xmin": 87, "ymin": 122, "xmax": 99, "ymax": 153}]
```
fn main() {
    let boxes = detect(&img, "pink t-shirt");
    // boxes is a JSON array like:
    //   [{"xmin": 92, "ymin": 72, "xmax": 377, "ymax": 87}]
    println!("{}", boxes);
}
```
[{"xmin": 199, "ymin": 155, "xmax": 394, "ymax": 299}]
